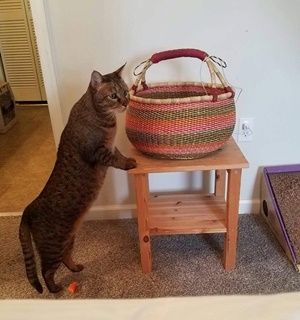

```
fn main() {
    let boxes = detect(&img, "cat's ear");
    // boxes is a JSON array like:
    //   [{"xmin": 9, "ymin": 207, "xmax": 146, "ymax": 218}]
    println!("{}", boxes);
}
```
[
  {"xmin": 114, "ymin": 63, "xmax": 126, "ymax": 76},
  {"xmin": 90, "ymin": 70, "xmax": 104, "ymax": 89}
]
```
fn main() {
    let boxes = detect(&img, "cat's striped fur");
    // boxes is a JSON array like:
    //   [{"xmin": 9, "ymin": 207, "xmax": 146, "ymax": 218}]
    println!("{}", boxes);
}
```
[{"xmin": 19, "ymin": 66, "xmax": 136, "ymax": 293}]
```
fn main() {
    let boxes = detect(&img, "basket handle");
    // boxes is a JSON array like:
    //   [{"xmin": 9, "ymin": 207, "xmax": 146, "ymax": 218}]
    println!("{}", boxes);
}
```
[
  {"xmin": 131, "ymin": 48, "xmax": 234, "ymax": 99},
  {"xmin": 151, "ymin": 49, "xmax": 208, "ymax": 64}
]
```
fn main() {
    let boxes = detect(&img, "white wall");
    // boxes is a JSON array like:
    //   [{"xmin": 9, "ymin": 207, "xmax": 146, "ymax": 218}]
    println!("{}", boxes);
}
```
[{"xmin": 41, "ymin": 0, "xmax": 300, "ymax": 215}]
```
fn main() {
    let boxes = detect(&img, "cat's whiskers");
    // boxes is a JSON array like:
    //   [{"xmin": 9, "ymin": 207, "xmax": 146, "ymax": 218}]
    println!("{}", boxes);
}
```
[{"xmin": 106, "ymin": 110, "xmax": 116, "ymax": 122}]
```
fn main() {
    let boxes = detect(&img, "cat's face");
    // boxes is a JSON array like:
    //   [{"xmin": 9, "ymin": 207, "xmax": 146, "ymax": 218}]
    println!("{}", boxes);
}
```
[{"xmin": 90, "ymin": 65, "xmax": 129, "ymax": 115}]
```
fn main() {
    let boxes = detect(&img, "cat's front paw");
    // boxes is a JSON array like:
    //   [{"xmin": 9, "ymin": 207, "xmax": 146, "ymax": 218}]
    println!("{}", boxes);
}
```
[{"xmin": 124, "ymin": 157, "xmax": 137, "ymax": 170}]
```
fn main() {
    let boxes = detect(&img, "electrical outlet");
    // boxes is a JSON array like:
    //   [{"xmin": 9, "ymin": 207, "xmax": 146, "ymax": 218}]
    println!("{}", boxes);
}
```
[{"xmin": 238, "ymin": 118, "xmax": 254, "ymax": 142}]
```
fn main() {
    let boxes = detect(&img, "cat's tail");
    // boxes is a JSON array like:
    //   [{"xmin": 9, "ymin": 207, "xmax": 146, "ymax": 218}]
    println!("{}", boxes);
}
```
[{"xmin": 19, "ymin": 211, "xmax": 43, "ymax": 294}]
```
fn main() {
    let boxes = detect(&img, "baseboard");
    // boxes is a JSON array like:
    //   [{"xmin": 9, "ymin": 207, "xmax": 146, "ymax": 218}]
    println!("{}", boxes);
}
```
[
  {"xmin": 239, "ymin": 199, "xmax": 261, "ymax": 214},
  {"xmin": 0, "ymin": 206, "xmax": 137, "ymax": 219},
  {"xmin": 0, "ymin": 200, "xmax": 260, "ymax": 219},
  {"xmin": 0, "ymin": 212, "xmax": 22, "ymax": 217},
  {"xmin": 85, "ymin": 204, "xmax": 137, "ymax": 220}
]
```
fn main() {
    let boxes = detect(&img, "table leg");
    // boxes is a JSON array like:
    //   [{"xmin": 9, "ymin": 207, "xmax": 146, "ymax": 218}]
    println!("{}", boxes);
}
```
[
  {"xmin": 224, "ymin": 169, "xmax": 242, "ymax": 270},
  {"xmin": 134, "ymin": 173, "xmax": 152, "ymax": 273},
  {"xmin": 215, "ymin": 169, "xmax": 226, "ymax": 198}
]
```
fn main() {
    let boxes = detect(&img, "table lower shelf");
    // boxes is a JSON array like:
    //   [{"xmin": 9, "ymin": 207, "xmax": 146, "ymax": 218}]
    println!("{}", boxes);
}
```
[{"xmin": 148, "ymin": 193, "xmax": 227, "ymax": 235}]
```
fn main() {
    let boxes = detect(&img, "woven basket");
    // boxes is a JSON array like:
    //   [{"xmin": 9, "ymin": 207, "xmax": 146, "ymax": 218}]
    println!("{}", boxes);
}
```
[{"xmin": 126, "ymin": 48, "xmax": 236, "ymax": 159}]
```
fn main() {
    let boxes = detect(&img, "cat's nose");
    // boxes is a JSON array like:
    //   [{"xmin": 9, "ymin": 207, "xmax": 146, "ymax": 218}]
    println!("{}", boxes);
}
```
[{"xmin": 123, "ymin": 100, "xmax": 129, "ymax": 108}]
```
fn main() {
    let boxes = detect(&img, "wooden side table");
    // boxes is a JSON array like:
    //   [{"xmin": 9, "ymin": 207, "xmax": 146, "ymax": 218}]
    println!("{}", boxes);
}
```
[{"xmin": 128, "ymin": 137, "xmax": 249, "ymax": 273}]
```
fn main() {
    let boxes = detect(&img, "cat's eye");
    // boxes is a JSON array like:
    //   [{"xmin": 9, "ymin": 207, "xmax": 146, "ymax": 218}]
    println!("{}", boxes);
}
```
[
  {"xmin": 109, "ymin": 93, "xmax": 117, "ymax": 99},
  {"xmin": 124, "ymin": 90, "xmax": 129, "ymax": 97}
]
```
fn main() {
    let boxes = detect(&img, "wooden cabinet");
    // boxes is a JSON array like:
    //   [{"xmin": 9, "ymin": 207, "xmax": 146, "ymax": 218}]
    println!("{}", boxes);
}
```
[{"xmin": 0, "ymin": 0, "xmax": 46, "ymax": 102}]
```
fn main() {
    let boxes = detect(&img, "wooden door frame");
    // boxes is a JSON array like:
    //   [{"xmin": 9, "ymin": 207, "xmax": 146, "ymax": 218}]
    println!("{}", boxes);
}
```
[{"xmin": 29, "ymin": 0, "xmax": 64, "ymax": 147}]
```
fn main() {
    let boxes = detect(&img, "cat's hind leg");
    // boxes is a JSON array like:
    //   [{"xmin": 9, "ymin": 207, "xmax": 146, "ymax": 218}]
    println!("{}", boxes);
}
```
[
  {"xmin": 62, "ymin": 237, "xmax": 84, "ymax": 273},
  {"xmin": 42, "ymin": 261, "xmax": 62, "ymax": 293}
]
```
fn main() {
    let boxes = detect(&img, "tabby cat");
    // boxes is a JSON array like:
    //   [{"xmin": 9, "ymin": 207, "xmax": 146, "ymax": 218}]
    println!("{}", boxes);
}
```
[{"xmin": 19, "ymin": 65, "xmax": 136, "ymax": 293}]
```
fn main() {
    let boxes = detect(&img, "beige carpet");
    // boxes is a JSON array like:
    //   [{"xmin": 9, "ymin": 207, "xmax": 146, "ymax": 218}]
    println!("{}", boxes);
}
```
[{"xmin": 1, "ymin": 214, "xmax": 300, "ymax": 299}]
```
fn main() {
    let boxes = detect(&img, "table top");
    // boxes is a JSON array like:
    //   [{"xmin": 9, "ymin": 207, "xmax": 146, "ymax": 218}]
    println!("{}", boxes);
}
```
[{"xmin": 127, "ymin": 137, "xmax": 249, "ymax": 174}]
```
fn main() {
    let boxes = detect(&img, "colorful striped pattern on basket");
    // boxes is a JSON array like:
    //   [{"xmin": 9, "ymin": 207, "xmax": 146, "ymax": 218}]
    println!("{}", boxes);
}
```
[{"xmin": 126, "ymin": 84, "xmax": 236, "ymax": 159}]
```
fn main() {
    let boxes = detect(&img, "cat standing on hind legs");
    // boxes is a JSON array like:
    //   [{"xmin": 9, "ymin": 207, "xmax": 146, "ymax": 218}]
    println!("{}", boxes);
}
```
[{"xmin": 19, "ymin": 65, "xmax": 136, "ymax": 293}]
